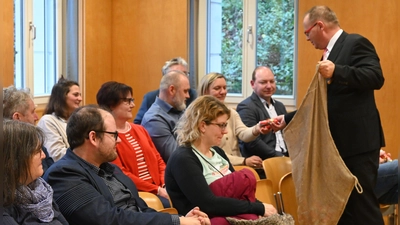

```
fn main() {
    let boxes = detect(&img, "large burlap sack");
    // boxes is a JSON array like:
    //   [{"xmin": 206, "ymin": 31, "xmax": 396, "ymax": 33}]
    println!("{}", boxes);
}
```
[
  {"xmin": 283, "ymin": 65, "xmax": 362, "ymax": 225},
  {"xmin": 226, "ymin": 213, "xmax": 294, "ymax": 225}
]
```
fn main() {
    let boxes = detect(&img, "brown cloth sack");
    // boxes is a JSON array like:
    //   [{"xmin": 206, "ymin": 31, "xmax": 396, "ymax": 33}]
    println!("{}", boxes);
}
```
[{"xmin": 283, "ymin": 65, "xmax": 362, "ymax": 225}]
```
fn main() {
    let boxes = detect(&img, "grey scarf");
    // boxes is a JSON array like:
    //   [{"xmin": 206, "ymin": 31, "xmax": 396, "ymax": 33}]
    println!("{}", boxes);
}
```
[{"xmin": 15, "ymin": 177, "xmax": 55, "ymax": 222}]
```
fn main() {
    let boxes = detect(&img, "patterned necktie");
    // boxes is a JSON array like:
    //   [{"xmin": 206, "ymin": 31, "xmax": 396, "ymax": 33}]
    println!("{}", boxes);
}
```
[{"xmin": 322, "ymin": 48, "xmax": 328, "ymax": 60}]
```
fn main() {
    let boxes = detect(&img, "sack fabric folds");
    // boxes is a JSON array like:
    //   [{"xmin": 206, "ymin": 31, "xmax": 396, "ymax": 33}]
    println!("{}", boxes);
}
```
[{"xmin": 283, "ymin": 65, "xmax": 361, "ymax": 225}]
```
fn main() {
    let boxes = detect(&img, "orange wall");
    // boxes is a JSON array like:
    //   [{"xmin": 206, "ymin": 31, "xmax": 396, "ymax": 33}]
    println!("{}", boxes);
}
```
[
  {"xmin": 297, "ymin": 1, "xmax": 400, "ymax": 158},
  {"xmin": 1, "ymin": 0, "xmax": 14, "ymax": 87},
  {"xmin": 111, "ymin": 0, "xmax": 188, "ymax": 117},
  {"xmin": 81, "ymin": 0, "xmax": 113, "ymax": 105},
  {"xmin": 82, "ymin": 0, "xmax": 188, "ymax": 118}
]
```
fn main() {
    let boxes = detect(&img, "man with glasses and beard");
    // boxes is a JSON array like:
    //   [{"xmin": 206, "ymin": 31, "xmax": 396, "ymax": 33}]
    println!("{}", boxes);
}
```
[{"xmin": 44, "ymin": 105, "xmax": 210, "ymax": 225}]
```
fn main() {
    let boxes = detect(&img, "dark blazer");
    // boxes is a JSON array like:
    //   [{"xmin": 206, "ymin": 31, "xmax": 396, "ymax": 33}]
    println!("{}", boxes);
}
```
[
  {"xmin": 43, "ymin": 149, "xmax": 174, "ymax": 225},
  {"xmin": 42, "ymin": 146, "xmax": 54, "ymax": 174},
  {"xmin": 236, "ymin": 92, "xmax": 287, "ymax": 159},
  {"xmin": 134, "ymin": 88, "xmax": 197, "ymax": 124},
  {"xmin": 285, "ymin": 31, "xmax": 385, "ymax": 159}
]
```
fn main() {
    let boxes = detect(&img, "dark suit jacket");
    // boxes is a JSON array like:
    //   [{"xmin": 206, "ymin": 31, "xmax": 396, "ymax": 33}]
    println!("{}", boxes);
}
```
[
  {"xmin": 134, "ymin": 88, "xmax": 197, "ymax": 124},
  {"xmin": 43, "ymin": 149, "xmax": 174, "ymax": 225},
  {"xmin": 42, "ymin": 146, "xmax": 54, "ymax": 174},
  {"xmin": 285, "ymin": 31, "xmax": 385, "ymax": 159},
  {"xmin": 236, "ymin": 92, "xmax": 287, "ymax": 159}
]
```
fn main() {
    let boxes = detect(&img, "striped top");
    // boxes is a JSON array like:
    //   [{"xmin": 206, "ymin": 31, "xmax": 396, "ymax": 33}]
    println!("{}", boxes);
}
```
[{"xmin": 124, "ymin": 131, "xmax": 153, "ymax": 182}]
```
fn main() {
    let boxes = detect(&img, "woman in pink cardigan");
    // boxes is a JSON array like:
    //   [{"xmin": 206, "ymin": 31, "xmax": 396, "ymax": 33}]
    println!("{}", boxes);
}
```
[{"xmin": 96, "ymin": 81, "xmax": 170, "ymax": 207}]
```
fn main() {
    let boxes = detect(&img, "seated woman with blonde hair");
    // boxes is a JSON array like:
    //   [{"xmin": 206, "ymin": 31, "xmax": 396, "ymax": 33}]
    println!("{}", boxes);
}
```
[
  {"xmin": 165, "ymin": 95, "xmax": 277, "ymax": 225},
  {"xmin": 3, "ymin": 120, "xmax": 68, "ymax": 224},
  {"xmin": 198, "ymin": 72, "xmax": 271, "ymax": 170}
]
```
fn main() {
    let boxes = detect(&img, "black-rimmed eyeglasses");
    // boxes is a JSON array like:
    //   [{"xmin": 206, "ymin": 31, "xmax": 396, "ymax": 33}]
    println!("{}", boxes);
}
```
[
  {"xmin": 120, "ymin": 98, "xmax": 134, "ymax": 104},
  {"xmin": 94, "ymin": 130, "xmax": 119, "ymax": 141}
]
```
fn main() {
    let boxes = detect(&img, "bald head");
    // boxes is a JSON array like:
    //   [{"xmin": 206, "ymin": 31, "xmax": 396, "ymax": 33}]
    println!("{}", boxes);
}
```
[{"xmin": 159, "ymin": 70, "xmax": 190, "ymax": 111}]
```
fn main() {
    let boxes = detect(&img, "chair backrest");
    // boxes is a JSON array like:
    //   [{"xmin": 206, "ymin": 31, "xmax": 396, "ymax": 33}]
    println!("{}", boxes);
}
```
[
  {"xmin": 278, "ymin": 172, "xmax": 298, "ymax": 223},
  {"xmin": 262, "ymin": 156, "xmax": 292, "ymax": 193},
  {"xmin": 255, "ymin": 179, "xmax": 276, "ymax": 208},
  {"xmin": 233, "ymin": 165, "xmax": 260, "ymax": 180},
  {"xmin": 138, "ymin": 192, "xmax": 164, "ymax": 211},
  {"xmin": 158, "ymin": 207, "xmax": 179, "ymax": 214}
]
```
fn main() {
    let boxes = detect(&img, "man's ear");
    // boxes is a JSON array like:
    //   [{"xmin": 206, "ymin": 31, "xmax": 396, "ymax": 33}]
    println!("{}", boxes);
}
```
[
  {"xmin": 88, "ymin": 131, "xmax": 98, "ymax": 144},
  {"xmin": 12, "ymin": 112, "xmax": 21, "ymax": 121},
  {"xmin": 168, "ymin": 85, "xmax": 176, "ymax": 95}
]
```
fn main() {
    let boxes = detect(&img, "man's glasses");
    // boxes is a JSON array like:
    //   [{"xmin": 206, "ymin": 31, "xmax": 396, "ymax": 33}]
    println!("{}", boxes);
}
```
[
  {"xmin": 120, "ymin": 98, "xmax": 134, "ymax": 104},
  {"xmin": 304, "ymin": 22, "xmax": 318, "ymax": 37},
  {"xmin": 94, "ymin": 130, "xmax": 119, "ymax": 141},
  {"xmin": 208, "ymin": 122, "xmax": 228, "ymax": 130}
]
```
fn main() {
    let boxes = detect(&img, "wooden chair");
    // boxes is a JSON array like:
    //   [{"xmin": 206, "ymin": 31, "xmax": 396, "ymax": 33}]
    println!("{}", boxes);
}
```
[
  {"xmin": 158, "ymin": 207, "xmax": 179, "ymax": 214},
  {"xmin": 138, "ymin": 192, "xmax": 179, "ymax": 214},
  {"xmin": 233, "ymin": 165, "xmax": 260, "ymax": 180},
  {"xmin": 255, "ymin": 179, "xmax": 276, "ymax": 208},
  {"xmin": 380, "ymin": 204, "xmax": 398, "ymax": 225},
  {"xmin": 278, "ymin": 172, "xmax": 298, "ymax": 223},
  {"xmin": 138, "ymin": 191, "xmax": 164, "ymax": 211},
  {"xmin": 262, "ymin": 156, "xmax": 292, "ymax": 193}
]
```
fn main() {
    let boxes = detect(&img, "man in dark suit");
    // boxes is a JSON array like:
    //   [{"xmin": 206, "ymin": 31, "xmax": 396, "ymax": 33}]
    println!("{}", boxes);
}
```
[
  {"xmin": 236, "ymin": 66, "xmax": 288, "ymax": 161},
  {"xmin": 44, "ymin": 105, "xmax": 210, "ymax": 225},
  {"xmin": 134, "ymin": 57, "xmax": 197, "ymax": 124},
  {"xmin": 276, "ymin": 6, "xmax": 385, "ymax": 225}
]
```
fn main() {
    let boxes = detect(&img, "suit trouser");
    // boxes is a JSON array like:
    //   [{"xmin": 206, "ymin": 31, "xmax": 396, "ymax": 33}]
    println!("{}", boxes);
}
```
[
  {"xmin": 338, "ymin": 149, "xmax": 384, "ymax": 225},
  {"xmin": 375, "ymin": 159, "xmax": 398, "ymax": 204}
]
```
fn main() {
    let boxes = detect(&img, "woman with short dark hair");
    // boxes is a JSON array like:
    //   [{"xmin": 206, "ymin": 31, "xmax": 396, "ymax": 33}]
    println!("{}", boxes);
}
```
[{"xmin": 96, "ymin": 81, "xmax": 170, "ymax": 207}]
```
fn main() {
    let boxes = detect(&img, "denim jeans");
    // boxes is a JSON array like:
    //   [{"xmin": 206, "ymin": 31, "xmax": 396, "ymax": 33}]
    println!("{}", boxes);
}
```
[{"xmin": 374, "ymin": 159, "xmax": 398, "ymax": 205}]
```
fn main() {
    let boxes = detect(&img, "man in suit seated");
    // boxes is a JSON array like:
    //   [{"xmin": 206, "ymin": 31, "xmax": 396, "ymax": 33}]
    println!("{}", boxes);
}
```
[
  {"xmin": 134, "ymin": 57, "xmax": 197, "ymax": 124},
  {"xmin": 43, "ymin": 105, "xmax": 210, "ymax": 225},
  {"xmin": 3, "ymin": 85, "xmax": 54, "ymax": 173},
  {"xmin": 236, "ymin": 66, "xmax": 289, "ymax": 162}
]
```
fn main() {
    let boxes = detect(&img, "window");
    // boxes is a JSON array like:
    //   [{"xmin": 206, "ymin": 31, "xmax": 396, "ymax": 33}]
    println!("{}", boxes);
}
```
[
  {"xmin": 14, "ymin": 0, "xmax": 62, "ymax": 104},
  {"xmin": 198, "ymin": 0, "xmax": 298, "ymax": 105}
]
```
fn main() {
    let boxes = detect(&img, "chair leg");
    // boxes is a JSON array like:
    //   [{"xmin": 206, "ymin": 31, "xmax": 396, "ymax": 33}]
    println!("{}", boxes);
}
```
[{"xmin": 385, "ymin": 204, "xmax": 398, "ymax": 225}]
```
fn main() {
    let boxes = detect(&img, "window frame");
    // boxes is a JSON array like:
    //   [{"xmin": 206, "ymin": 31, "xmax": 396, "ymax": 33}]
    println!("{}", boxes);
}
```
[
  {"xmin": 14, "ymin": 0, "xmax": 64, "ymax": 106},
  {"xmin": 197, "ymin": 0, "xmax": 299, "ymax": 107}
]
